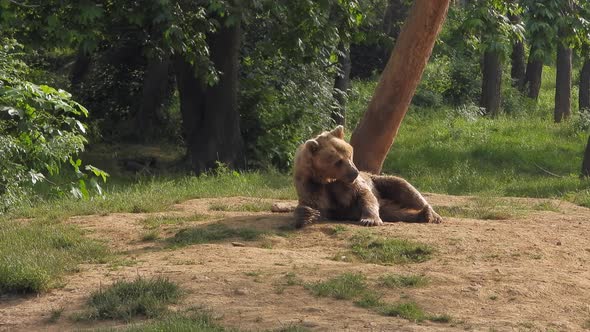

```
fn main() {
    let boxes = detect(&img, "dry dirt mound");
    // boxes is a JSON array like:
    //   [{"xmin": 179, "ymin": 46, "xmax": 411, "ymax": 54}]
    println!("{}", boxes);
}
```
[{"xmin": 1, "ymin": 194, "xmax": 590, "ymax": 331}]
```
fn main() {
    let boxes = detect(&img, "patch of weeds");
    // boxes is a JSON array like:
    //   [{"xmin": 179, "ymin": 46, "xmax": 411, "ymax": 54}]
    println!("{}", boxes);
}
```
[
  {"xmin": 330, "ymin": 225, "xmax": 348, "ymax": 236},
  {"xmin": 353, "ymin": 291, "xmax": 382, "ymax": 308},
  {"xmin": 0, "ymin": 221, "xmax": 109, "ymax": 294},
  {"xmin": 103, "ymin": 310, "xmax": 229, "ymax": 331},
  {"xmin": 378, "ymin": 274, "xmax": 428, "ymax": 288},
  {"xmin": 209, "ymin": 201, "xmax": 273, "ymax": 212},
  {"xmin": 141, "ymin": 230, "xmax": 160, "ymax": 241},
  {"xmin": 169, "ymin": 223, "xmax": 265, "ymax": 246},
  {"xmin": 47, "ymin": 308, "xmax": 64, "ymax": 323},
  {"xmin": 531, "ymin": 201, "xmax": 561, "ymax": 212},
  {"xmin": 306, "ymin": 272, "xmax": 367, "ymax": 300},
  {"xmin": 349, "ymin": 232, "xmax": 433, "ymax": 265},
  {"xmin": 379, "ymin": 301, "xmax": 427, "ymax": 321},
  {"xmin": 142, "ymin": 214, "xmax": 210, "ymax": 230},
  {"xmin": 429, "ymin": 314, "xmax": 453, "ymax": 323},
  {"xmin": 489, "ymin": 295, "xmax": 498, "ymax": 301},
  {"xmin": 78, "ymin": 277, "xmax": 181, "ymax": 321},
  {"xmin": 244, "ymin": 270, "xmax": 262, "ymax": 277},
  {"xmin": 285, "ymin": 272, "xmax": 300, "ymax": 286}
]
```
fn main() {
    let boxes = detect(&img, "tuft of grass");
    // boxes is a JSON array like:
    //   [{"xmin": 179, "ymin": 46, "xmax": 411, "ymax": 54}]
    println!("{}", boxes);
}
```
[
  {"xmin": 47, "ymin": 308, "xmax": 64, "ymax": 323},
  {"xmin": 276, "ymin": 326, "xmax": 312, "ymax": 332},
  {"xmin": 169, "ymin": 223, "xmax": 265, "ymax": 246},
  {"xmin": 141, "ymin": 230, "xmax": 160, "ymax": 242},
  {"xmin": 349, "ymin": 232, "xmax": 433, "ymax": 265},
  {"xmin": 0, "ymin": 221, "xmax": 109, "ymax": 294},
  {"xmin": 80, "ymin": 277, "xmax": 181, "ymax": 321},
  {"xmin": 378, "ymin": 302, "xmax": 427, "ymax": 322},
  {"xmin": 329, "ymin": 225, "xmax": 348, "ymax": 236},
  {"xmin": 429, "ymin": 314, "xmax": 453, "ymax": 323},
  {"xmin": 306, "ymin": 272, "xmax": 367, "ymax": 300},
  {"xmin": 209, "ymin": 201, "xmax": 273, "ymax": 212},
  {"xmin": 142, "ymin": 214, "xmax": 210, "ymax": 230},
  {"xmin": 378, "ymin": 274, "xmax": 428, "ymax": 288},
  {"xmin": 96, "ymin": 311, "xmax": 229, "ymax": 332},
  {"xmin": 353, "ymin": 291, "xmax": 382, "ymax": 308}
]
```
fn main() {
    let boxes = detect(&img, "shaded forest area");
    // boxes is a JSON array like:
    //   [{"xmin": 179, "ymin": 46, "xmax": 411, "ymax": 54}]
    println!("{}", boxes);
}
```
[{"xmin": 1, "ymin": 0, "xmax": 590, "ymax": 210}]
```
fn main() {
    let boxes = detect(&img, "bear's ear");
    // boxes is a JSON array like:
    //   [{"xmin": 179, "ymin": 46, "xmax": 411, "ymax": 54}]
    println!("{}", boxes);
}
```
[
  {"xmin": 330, "ymin": 125, "xmax": 344, "ymax": 139},
  {"xmin": 304, "ymin": 139, "xmax": 320, "ymax": 154}
]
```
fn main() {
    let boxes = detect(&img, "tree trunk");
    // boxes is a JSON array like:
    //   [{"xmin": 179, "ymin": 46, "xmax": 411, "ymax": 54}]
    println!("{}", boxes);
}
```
[
  {"xmin": 137, "ymin": 55, "xmax": 171, "ymax": 141},
  {"xmin": 524, "ymin": 46, "xmax": 543, "ymax": 100},
  {"xmin": 480, "ymin": 50, "xmax": 502, "ymax": 117},
  {"xmin": 580, "ymin": 58, "xmax": 590, "ymax": 112},
  {"xmin": 350, "ymin": 0, "xmax": 450, "ymax": 174},
  {"xmin": 554, "ymin": 38, "xmax": 572, "ymax": 123},
  {"xmin": 174, "ymin": 20, "xmax": 244, "ymax": 174},
  {"xmin": 332, "ymin": 43, "xmax": 351, "ymax": 126},
  {"xmin": 70, "ymin": 48, "xmax": 91, "ymax": 86},
  {"xmin": 509, "ymin": 12, "xmax": 526, "ymax": 90},
  {"xmin": 582, "ymin": 135, "xmax": 590, "ymax": 177}
]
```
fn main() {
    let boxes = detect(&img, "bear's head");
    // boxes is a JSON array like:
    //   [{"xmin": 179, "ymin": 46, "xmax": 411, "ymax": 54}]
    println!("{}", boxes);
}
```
[{"xmin": 297, "ymin": 125, "xmax": 360, "ymax": 184}]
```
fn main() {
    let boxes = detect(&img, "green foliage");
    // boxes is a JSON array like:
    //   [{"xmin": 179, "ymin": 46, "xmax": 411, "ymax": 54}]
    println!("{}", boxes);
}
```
[
  {"xmin": 349, "ymin": 232, "xmax": 433, "ymax": 265},
  {"xmin": 0, "ymin": 39, "xmax": 106, "ymax": 212},
  {"xmin": 0, "ymin": 220, "xmax": 109, "ymax": 293},
  {"xmin": 111, "ymin": 312, "xmax": 229, "ymax": 332},
  {"xmin": 306, "ymin": 272, "xmax": 367, "ymax": 300},
  {"xmin": 378, "ymin": 274, "xmax": 429, "ymax": 288},
  {"xmin": 81, "ymin": 277, "xmax": 181, "ymax": 321}
]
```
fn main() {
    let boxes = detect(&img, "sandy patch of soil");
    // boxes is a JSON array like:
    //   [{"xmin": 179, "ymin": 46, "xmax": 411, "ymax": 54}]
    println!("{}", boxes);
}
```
[{"xmin": 1, "ymin": 194, "xmax": 589, "ymax": 331}]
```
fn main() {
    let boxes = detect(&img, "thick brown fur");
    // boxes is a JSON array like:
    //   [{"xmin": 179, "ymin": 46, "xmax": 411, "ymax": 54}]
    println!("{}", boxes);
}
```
[{"xmin": 293, "ymin": 125, "xmax": 442, "ymax": 228}]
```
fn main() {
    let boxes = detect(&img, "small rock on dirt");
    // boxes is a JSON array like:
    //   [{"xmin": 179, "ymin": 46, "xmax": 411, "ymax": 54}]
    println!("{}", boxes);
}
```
[
  {"xmin": 232, "ymin": 242, "xmax": 246, "ymax": 247},
  {"xmin": 234, "ymin": 288, "xmax": 249, "ymax": 295}
]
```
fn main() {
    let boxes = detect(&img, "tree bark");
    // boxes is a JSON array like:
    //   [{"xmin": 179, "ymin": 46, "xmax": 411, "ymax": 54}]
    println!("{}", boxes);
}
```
[
  {"xmin": 580, "ymin": 58, "xmax": 590, "ymax": 112},
  {"xmin": 137, "ymin": 55, "xmax": 171, "ymax": 141},
  {"xmin": 582, "ymin": 135, "xmax": 590, "ymax": 177},
  {"xmin": 332, "ymin": 43, "xmax": 351, "ymax": 126},
  {"xmin": 554, "ymin": 38, "xmax": 572, "ymax": 123},
  {"xmin": 70, "ymin": 48, "xmax": 91, "ymax": 87},
  {"xmin": 480, "ymin": 50, "xmax": 502, "ymax": 117},
  {"xmin": 524, "ymin": 46, "xmax": 543, "ymax": 100},
  {"xmin": 174, "ymin": 20, "xmax": 244, "ymax": 173},
  {"xmin": 350, "ymin": 0, "xmax": 450, "ymax": 174},
  {"xmin": 509, "ymin": 12, "xmax": 526, "ymax": 90}
]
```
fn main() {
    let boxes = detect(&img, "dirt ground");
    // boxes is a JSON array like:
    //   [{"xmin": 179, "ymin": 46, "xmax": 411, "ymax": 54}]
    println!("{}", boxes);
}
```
[{"xmin": 1, "ymin": 194, "xmax": 589, "ymax": 332}]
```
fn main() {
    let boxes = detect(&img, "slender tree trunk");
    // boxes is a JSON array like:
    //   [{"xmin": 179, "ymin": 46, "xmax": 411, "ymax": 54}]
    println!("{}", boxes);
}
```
[
  {"xmin": 509, "ymin": 12, "xmax": 526, "ymax": 90},
  {"xmin": 381, "ymin": 0, "xmax": 411, "ymax": 64},
  {"xmin": 554, "ymin": 38, "xmax": 572, "ymax": 123},
  {"xmin": 332, "ymin": 43, "xmax": 351, "ymax": 126},
  {"xmin": 582, "ymin": 135, "xmax": 590, "ymax": 177},
  {"xmin": 580, "ymin": 58, "xmax": 590, "ymax": 112},
  {"xmin": 350, "ymin": 0, "xmax": 450, "ymax": 174},
  {"xmin": 174, "ymin": 20, "xmax": 244, "ymax": 173},
  {"xmin": 137, "ymin": 55, "xmax": 171, "ymax": 141},
  {"xmin": 524, "ymin": 46, "xmax": 543, "ymax": 100},
  {"xmin": 480, "ymin": 50, "xmax": 502, "ymax": 116},
  {"xmin": 70, "ymin": 48, "xmax": 91, "ymax": 86}
]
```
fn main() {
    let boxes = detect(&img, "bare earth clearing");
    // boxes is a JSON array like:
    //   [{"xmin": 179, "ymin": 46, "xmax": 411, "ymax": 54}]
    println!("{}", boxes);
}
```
[{"xmin": 1, "ymin": 194, "xmax": 589, "ymax": 331}]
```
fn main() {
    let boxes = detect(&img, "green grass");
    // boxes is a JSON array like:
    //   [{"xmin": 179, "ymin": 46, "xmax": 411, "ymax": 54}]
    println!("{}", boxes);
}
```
[
  {"xmin": 307, "ymin": 272, "xmax": 449, "ymax": 323},
  {"xmin": 0, "ymin": 221, "xmax": 109, "ymax": 293},
  {"xmin": 169, "ymin": 223, "xmax": 265, "ymax": 246},
  {"xmin": 348, "ymin": 232, "xmax": 433, "ymax": 265},
  {"xmin": 141, "ymin": 230, "xmax": 160, "ymax": 241},
  {"xmin": 93, "ymin": 310, "xmax": 231, "ymax": 332},
  {"xmin": 142, "ymin": 213, "xmax": 210, "ymax": 230},
  {"xmin": 378, "ymin": 274, "xmax": 428, "ymax": 288},
  {"xmin": 79, "ymin": 277, "xmax": 181, "ymax": 321},
  {"xmin": 306, "ymin": 272, "xmax": 367, "ymax": 300}
]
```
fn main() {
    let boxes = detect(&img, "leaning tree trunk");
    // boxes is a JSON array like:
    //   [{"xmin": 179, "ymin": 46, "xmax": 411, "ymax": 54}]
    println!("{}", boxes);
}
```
[
  {"xmin": 554, "ymin": 38, "xmax": 572, "ymax": 123},
  {"xmin": 137, "ymin": 55, "xmax": 171, "ymax": 141},
  {"xmin": 332, "ymin": 43, "xmax": 351, "ymax": 126},
  {"xmin": 509, "ymin": 12, "xmax": 526, "ymax": 90},
  {"xmin": 580, "ymin": 57, "xmax": 590, "ymax": 112},
  {"xmin": 174, "ymin": 19, "xmax": 244, "ymax": 173},
  {"xmin": 524, "ymin": 46, "xmax": 543, "ymax": 100},
  {"xmin": 350, "ymin": 0, "xmax": 450, "ymax": 174},
  {"xmin": 480, "ymin": 50, "xmax": 502, "ymax": 117}
]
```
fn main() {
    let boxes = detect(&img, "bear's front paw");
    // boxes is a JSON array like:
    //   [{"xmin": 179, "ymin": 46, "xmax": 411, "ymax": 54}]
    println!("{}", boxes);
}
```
[
  {"xmin": 360, "ymin": 217, "xmax": 384, "ymax": 227},
  {"xmin": 421, "ymin": 206, "xmax": 443, "ymax": 224},
  {"xmin": 294, "ymin": 205, "xmax": 321, "ymax": 228}
]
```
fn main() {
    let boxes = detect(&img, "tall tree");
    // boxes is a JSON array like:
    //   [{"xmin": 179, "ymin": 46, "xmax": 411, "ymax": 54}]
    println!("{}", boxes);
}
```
[
  {"xmin": 332, "ymin": 43, "xmax": 351, "ymax": 126},
  {"xmin": 554, "ymin": 1, "xmax": 574, "ymax": 123},
  {"xmin": 580, "ymin": 54, "xmax": 590, "ymax": 113},
  {"xmin": 509, "ymin": 10, "xmax": 526, "ymax": 90},
  {"xmin": 350, "ymin": 0, "xmax": 450, "ymax": 174}
]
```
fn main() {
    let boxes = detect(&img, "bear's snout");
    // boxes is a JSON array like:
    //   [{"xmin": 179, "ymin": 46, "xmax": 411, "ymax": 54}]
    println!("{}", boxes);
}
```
[{"xmin": 345, "ymin": 168, "xmax": 359, "ymax": 183}]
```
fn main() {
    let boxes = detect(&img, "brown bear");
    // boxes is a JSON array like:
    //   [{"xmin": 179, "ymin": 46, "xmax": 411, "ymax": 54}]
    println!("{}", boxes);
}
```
[{"xmin": 293, "ymin": 125, "xmax": 442, "ymax": 228}]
